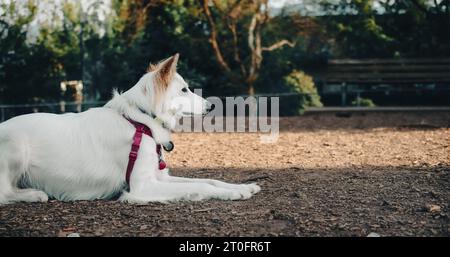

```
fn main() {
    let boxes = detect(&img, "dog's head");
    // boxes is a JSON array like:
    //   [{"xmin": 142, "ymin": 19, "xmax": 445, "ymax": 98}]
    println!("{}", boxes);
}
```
[{"xmin": 145, "ymin": 54, "xmax": 213, "ymax": 118}]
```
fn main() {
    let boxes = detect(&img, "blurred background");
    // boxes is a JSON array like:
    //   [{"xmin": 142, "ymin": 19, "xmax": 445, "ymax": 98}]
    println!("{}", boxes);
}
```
[{"xmin": 1, "ymin": 0, "xmax": 450, "ymax": 120}]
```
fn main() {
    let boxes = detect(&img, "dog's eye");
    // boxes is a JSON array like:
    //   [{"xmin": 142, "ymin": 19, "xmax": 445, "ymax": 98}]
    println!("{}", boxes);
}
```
[{"xmin": 182, "ymin": 88, "xmax": 188, "ymax": 93}]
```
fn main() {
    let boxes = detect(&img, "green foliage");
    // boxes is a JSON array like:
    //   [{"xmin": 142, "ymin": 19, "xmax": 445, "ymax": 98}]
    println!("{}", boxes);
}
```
[
  {"xmin": 320, "ymin": 0, "xmax": 450, "ymax": 58},
  {"xmin": 283, "ymin": 70, "xmax": 323, "ymax": 115},
  {"xmin": 351, "ymin": 97, "xmax": 376, "ymax": 107},
  {"xmin": 284, "ymin": 70, "xmax": 323, "ymax": 107},
  {"xmin": 320, "ymin": 0, "xmax": 394, "ymax": 58},
  {"xmin": 0, "ymin": 1, "xmax": 61, "ymax": 103}
]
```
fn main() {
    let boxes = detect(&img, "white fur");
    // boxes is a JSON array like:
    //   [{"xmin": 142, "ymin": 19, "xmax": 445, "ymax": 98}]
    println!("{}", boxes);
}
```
[{"xmin": 0, "ymin": 56, "xmax": 260, "ymax": 205}]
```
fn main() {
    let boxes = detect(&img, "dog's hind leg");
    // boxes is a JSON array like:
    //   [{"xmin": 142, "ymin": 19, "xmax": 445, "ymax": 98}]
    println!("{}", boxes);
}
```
[
  {"xmin": 0, "ymin": 160, "xmax": 14, "ymax": 205},
  {"xmin": 0, "ymin": 161, "xmax": 46, "ymax": 204},
  {"xmin": 0, "ymin": 170, "xmax": 48, "ymax": 204},
  {"xmin": 8, "ymin": 188, "xmax": 48, "ymax": 203},
  {"xmin": 0, "ymin": 133, "xmax": 48, "ymax": 205}
]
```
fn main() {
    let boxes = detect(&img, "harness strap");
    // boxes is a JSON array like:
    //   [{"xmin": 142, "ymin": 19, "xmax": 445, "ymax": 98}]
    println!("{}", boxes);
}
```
[{"xmin": 125, "ymin": 117, "xmax": 167, "ymax": 185}]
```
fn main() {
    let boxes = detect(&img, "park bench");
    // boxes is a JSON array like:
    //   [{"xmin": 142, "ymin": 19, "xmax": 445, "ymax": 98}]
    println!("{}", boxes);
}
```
[{"xmin": 314, "ymin": 58, "xmax": 450, "ymax": 106}]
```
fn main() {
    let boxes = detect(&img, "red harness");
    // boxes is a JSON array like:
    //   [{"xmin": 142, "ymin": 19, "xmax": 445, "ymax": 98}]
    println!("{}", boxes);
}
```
[{"xmin": 125, "ymin": 118, "xmax": 167, "ymax": 185}]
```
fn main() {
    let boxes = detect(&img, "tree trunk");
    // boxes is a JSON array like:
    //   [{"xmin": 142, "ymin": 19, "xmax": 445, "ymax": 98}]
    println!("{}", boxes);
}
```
[
  {"xmin": 201, "ymin": 0, "xmax": 294, "ymax": 96},
  {"xmin": 248, "ymin": 82, "xmax": 255, "ymax": 96}
]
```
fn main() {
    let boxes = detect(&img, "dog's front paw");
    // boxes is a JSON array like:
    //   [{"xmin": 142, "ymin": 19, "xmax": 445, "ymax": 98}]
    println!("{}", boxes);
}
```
[
  {"xmin": 225, "ymin": 190, "xmax": 252, "ymax": 200},
  {"xmin": 247, "ymin": 183, "xmax": 261, "ymax": 194},
  {"xmin": 238, "ymin": 183, "xmax": 261, "ymax": 194},
  {"xmin": 236, "ymin": 189, "xmax": 252, "ymax": 200}
]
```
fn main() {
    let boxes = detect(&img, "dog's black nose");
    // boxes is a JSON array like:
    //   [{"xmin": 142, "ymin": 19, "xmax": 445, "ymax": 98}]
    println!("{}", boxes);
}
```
[{"xmin": 207, "ymin": 103, "xmax": 215, "ymax": 112}]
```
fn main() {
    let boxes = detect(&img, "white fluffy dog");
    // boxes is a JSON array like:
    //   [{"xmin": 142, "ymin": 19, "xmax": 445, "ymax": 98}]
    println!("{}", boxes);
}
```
[{"xmin": 0, "ymin": 54, "xmax": 260, "ymax": 205}]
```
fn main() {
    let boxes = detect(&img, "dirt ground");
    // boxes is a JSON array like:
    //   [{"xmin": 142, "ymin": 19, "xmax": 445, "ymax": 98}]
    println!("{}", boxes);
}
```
[{"xmin": 0, "ymin": 111, "xmax": 449, "ymax": 237}]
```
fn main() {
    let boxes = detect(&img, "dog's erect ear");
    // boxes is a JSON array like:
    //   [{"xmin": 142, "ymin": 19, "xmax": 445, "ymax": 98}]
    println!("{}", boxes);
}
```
[
  {"xmin": 153, "ymin": 53, "xmax": 179, "ymax": 90},
  {"xmin": 159, "ymin": 53, "xmax": 179, "ymax": 80}
]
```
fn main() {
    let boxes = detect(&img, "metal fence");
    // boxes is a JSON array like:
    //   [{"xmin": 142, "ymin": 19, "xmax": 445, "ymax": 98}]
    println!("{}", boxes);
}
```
[
  {"xmin": 1, "ymin": 90, "xmax": 449, "ymax": 122},
  {"xmin": 0, "ymin": 93, "xmax": 314, "ymax": 122},
  {"xmin": 0, "ymin": 101, "xmax": 107, "ymax": 122}
]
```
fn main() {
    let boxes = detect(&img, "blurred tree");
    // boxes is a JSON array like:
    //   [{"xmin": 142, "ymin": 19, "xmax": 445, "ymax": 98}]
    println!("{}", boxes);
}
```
[
  {"xmin": 0, "ymin": 0, "xmax": 61, "ymax": 104},
  {"xmin": 380, "ymin": 0, "xmax": 450, "ymax": 57},
  {"xmin": 200, "ymin": 0, "xmax": 295, "ymax": 95},
  {"xmin": 320, "ymin": 0, "xmax": 394, "ymax": 58},
  {"xmin": 72, "ymin": 0, "xmax": 158, "ymax": 99},
  {"xmin": 255, "ymin": 12, "xmax": 328, "ymax": 94},
  {"xmin": 112, "ymin": 0, "xmax": 157, "ymax": 45},
  {"xmin": 320, "ymin": 0, "xmax": 450, "ymax": 58}
]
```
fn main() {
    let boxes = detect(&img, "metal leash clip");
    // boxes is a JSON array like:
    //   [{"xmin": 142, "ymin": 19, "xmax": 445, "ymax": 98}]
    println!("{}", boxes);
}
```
[{"xmin": 163, "ymin": 141, "xmax": 174, "ymax": 152}]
